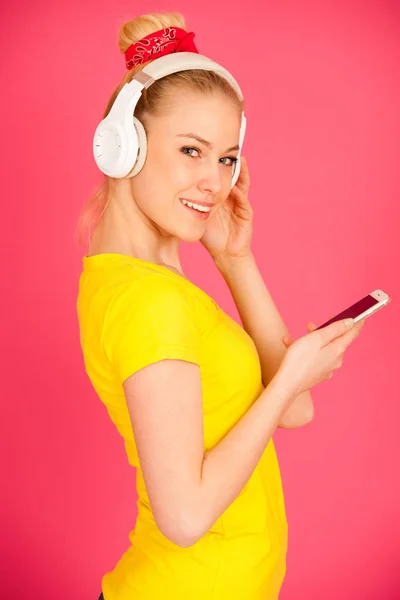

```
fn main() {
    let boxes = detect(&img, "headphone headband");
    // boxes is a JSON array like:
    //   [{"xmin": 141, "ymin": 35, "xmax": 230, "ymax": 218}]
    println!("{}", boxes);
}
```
[{"xmin": 134, "ymin": 52, "xmax": 243, "ymax": 100}]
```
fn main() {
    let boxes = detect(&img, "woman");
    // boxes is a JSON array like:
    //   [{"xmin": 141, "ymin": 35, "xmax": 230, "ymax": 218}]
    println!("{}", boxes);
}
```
[{"xmin": 76, "ymin": 12, "xmax": 364, "ymax": 600}]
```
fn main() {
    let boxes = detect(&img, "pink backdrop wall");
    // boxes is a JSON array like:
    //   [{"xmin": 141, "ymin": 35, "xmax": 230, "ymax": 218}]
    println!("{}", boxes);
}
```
[{"xmin": 2, "ymin": 0, "xmax": 399, "ymax": 598}]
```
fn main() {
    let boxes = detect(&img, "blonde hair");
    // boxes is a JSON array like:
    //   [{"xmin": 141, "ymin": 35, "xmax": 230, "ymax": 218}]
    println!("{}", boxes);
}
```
[{"xmin": 74, "ymin": 12, "xmax": 244, "ymax": 251}]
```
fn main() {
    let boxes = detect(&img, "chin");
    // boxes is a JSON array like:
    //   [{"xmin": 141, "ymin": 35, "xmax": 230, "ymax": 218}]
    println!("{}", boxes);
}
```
[
  {"xmin": 176, "ymin": 228, "xmax": 204, "ymax": 243},
  {"xmin": 156, "ymin": 220, "xmax": 204, "ymax": 244}
]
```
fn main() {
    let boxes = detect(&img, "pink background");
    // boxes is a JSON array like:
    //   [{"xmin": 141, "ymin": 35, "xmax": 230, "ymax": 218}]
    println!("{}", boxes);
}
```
[{"xmin": 2, "ymin": 0, "xmax": 399, "ymax": 598}]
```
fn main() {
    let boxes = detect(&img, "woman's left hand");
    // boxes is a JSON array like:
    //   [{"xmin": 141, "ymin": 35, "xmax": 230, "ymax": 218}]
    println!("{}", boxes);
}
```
[{"xmin": 199, "ymin": 156, "xmax": 253, "ymax": 261}]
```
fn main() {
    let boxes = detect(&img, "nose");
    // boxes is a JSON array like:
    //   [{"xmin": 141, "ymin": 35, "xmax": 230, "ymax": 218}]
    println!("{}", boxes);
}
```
[{"xmin": 197, "ymin": 161, "xmax": 223, "ymax": 195}]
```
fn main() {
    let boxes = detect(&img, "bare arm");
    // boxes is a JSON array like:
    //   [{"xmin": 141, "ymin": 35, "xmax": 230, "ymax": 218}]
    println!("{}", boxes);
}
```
[
  {"xmin": 213, "ymin": 252, "xmax": 314, "ymax": 428},
  {"xmin": 196, "ymin": 370, "xmax": 295, "ymax": 536},
  {"xmin": 123, "ymin": 359, "xmax": 295, "ymax": 548}
]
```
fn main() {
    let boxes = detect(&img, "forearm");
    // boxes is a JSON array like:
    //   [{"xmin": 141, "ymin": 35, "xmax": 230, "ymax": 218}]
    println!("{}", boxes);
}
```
[
  {"xmin": 214, "ymin": 252, "xmax": 314, "ymax": 428},
  {"xmin": 189, "ymin": 373, "xmax": 295, "ymax": 543}
]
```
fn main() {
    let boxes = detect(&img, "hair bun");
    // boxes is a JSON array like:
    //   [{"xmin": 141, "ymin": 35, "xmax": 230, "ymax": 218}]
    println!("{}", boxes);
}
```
[{"xmin": 118, "ymin": 12, "xmax": 186, "ymax": 55}]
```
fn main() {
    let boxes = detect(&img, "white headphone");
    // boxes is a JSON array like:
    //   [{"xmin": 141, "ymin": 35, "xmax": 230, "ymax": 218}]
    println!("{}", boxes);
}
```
[{"xmin": 93, "ymin": 52, "xmax": 246, "ymax": 189}]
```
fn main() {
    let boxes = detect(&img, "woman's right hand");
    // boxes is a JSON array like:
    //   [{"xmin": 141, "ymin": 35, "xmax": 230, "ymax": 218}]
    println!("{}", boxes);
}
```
[{"xmin": 276, "ymin": 317, "xmax": 366, "ymax": 398}]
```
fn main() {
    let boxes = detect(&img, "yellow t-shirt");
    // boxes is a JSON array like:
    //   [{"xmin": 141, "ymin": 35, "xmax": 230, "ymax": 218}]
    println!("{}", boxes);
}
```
[{"xmin": 77, "ymin": 253, "xmax": 288, "ymax": 600}]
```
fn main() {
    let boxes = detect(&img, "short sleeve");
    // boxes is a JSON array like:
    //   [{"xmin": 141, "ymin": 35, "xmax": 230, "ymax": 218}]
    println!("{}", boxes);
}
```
[{"xmin": 101, "ymin": 275, "xmax": 203, "ymax": 384}]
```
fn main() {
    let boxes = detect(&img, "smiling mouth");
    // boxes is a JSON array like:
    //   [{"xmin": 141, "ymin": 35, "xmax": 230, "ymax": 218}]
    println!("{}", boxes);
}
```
[
  {"xmin": 179, "ymin": 198, "xmax": 214, "ymax": 210},
  {"xmin": 179, "ymin": 199, "xmax": 212, "ymax": 219}
]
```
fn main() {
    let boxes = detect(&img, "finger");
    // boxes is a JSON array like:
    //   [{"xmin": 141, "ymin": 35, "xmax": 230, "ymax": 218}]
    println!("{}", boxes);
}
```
[
  {"xmin": 350, "ymin": 320, "xmax": 364, "ymax": 338},
  {"xmin": 282, "ymin": 335, "xmax": 291, "ymax": 347},
  {"xmin": 334, "ymin": 322, "xmax": 364, "ymax": 353},
  {"xmin": 236, "ymin": 157, "xmax": 250, "ymax": 187},
  {"xmin": 344, "ymin": 317, "xmax": 366, "ymax": 339},
  {"xmin": 309, "ymin": 314, "xmax": 334, "ymax": 332},
  {"xmin": 343, "ymin": 319, "xmax": 365, "ymax": 347},
  {"xmin": 240, "ymin": 155, "xmax": 248, "ymax": 169},
  {"xmin": 319, "ymin": 318, "xmax": 357, "ymax": 347}
]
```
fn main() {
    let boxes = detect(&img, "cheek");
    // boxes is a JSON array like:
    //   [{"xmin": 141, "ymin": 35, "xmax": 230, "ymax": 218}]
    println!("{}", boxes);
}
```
[
  {"xmin": 132, "ymin": 153, "xmax": 192, "ymax": 201},
  {"xmin": 169, "ymin": 160, "xmax": 193, "ymax": 189},
  {"xmin": 134, "ymin": 146, "xmax": 197, "ymax": 196},
  {"xmin": 154, "ymin": 151, "xmax": 195, "ymax": 192}
]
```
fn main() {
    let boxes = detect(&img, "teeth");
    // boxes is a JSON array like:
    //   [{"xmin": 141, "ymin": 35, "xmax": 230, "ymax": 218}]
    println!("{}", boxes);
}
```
[{"xmin": 180, "ymin": 199, "xmax": 211, "ymax": 213}]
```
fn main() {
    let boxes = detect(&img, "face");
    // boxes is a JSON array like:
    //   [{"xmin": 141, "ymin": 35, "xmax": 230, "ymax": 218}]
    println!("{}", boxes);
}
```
[{"xmin": 130, "ymin": 92, "xmax": 242, "ymax": 242}]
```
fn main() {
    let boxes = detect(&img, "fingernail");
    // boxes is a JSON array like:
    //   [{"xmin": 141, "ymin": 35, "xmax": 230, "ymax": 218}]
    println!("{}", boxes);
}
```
[{"xmin": 345, "ymin": 318, "xmax": 354, "ymax": 328}]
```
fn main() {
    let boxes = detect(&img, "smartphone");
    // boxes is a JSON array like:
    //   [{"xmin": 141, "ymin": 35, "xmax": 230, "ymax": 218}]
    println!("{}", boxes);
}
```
[{"xmin": 315, "ymin": 289, "xmax": 392, "ymax": 330}]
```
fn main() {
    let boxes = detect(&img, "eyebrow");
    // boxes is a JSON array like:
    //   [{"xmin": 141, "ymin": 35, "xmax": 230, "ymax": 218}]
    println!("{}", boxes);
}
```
[{"xmin": 176, "ymin": 133, "xmax": 240, "ymax": 153}]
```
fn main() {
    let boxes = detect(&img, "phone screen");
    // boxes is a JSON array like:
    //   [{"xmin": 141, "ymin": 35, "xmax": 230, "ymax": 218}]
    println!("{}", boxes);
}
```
[{"xmin": 315, "ymin": 294, "xmax": 379, "ymax": 330}]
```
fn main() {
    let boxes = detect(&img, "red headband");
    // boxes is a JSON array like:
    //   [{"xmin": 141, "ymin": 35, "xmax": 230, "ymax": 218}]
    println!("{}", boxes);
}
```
[{"xmin": 125, "ymin": 27, "xmax": 199, "ymax": 70}]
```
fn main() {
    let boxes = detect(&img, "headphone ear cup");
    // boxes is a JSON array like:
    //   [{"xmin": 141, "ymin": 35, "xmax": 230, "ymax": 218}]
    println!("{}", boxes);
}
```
[
  {"xmin": 230, "ymin": 112, "xmax": 246, "ymax": 188},
  {"xmin": 231, "ymin": 157, "xmax": 241, "ymax": 188},
  {"xmin": 128, "ymin": 116, "xmax": 148, "ymax": 177}
]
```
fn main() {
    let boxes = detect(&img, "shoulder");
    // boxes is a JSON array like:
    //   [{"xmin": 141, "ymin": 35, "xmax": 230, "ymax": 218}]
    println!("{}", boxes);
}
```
[
  {"xmin": 102, "ymin": 272, "xmax": 204, "ymax": 339},
  {"xmin": 107, "ymin": 271, "xmax": 200, "ymax": 311},
  {"xmin": 101, "ymin": 272, "xmax": 205, "ymax": 380}
]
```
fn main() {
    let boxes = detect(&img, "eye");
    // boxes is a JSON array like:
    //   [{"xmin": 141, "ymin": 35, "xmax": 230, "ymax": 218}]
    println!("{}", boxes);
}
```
[
  {"xmin": 220, "ymin": 156, "xmax": 239, "ymax": 167},
  {"xmin": 181, "ymin": 146, "xmax": 201, "ymax": 158},
  {"xmin": 181, "ymin": 147, "xmax": 239, "ymax": 167}
]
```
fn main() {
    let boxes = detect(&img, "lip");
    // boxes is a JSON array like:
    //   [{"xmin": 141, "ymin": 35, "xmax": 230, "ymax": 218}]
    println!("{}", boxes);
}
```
[
  {"xmin": 179, "ymin": 198, "xmax": 216, "ymax": 207},
  {"xmin": 179, "ymin": 198, "xmax": 212, "ymax": 220}
]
